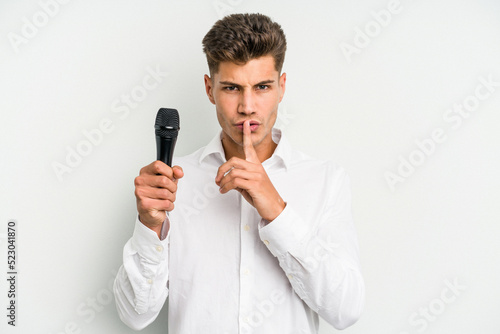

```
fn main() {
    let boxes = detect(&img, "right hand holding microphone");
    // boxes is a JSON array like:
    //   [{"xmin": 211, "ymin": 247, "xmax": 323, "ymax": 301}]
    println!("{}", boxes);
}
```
[{"xmin": 134, "ymin": 161, "xmax": 184, "ymax": 238}]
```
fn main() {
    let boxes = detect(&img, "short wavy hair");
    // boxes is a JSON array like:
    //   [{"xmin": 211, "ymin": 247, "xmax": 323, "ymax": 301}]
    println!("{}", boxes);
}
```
[{"xmin": 202, "ymin": 13, "xmax": 287, "ymax": 76}]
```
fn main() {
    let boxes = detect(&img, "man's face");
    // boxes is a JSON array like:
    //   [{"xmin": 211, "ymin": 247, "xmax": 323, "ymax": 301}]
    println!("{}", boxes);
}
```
[{"xmin": 204, "ymin": 55, "xmax": 286, "ymax": 157}]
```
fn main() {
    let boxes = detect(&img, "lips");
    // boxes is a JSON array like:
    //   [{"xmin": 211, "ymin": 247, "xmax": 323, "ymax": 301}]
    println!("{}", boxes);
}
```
[{"xmin": 235, "ymin": 120, "xmax": 260, "ymax": 132}]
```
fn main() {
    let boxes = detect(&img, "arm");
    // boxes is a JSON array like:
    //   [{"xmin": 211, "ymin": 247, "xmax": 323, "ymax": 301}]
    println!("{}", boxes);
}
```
[
  {"xmin": 113, "ymin": 217, "xmax": 170, "ymax": 330},
  {"xmin": 113, "ymin": 161, "xmax": 183, "ymax": 330},
  {"xmin": 258, "ymin": 168, "xmax": 364, "ymax": 329},
  {"xmin": 215, "ymin": 121, "xmax": 364, "ymax": 328}
]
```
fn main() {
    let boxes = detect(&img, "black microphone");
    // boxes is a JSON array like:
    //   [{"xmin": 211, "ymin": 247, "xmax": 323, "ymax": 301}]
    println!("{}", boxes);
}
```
[{"xmin": 155, "ymin": 108, "xmax": 180, "ymax": 167}]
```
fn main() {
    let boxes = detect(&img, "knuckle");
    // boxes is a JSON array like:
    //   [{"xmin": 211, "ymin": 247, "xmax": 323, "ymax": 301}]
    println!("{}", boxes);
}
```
[
  {"xmin": 134, "ymin": 176, "xmax": 142, "ymax": 186},
  {"xmin": 153, "ymin": 161, "xmax": 162, "ymax": 174},
  {"xmin": 135, "ymin": 187, "xmax": 147, "ymax": 199},
  {"xmin": 160, "ymin": 188, "xmax": 171, "ymax": 199},
  {"xmin": 136, "ymin": 197, "xmax": 147, "ymax": 210},
  {"xmin": 160, "ymin": 176, "xmax": 170, "ymax": 188}
]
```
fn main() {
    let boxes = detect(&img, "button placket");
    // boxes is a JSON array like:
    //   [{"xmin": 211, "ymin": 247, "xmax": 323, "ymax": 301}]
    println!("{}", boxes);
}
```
[{"xmin": 238, "ymin": 197, "xmax": 257, "ymax": 324}]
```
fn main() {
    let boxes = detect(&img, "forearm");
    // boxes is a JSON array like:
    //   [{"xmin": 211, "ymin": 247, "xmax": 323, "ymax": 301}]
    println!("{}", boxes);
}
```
[
  {"xmin": 259, "ymin": 204, "xmax": 364, "ymax": 329},
  {"xmin": 114, "ymin": 264, "xmax": 168, "ymax": 330},
  {"xmin": 113, "ymin": 218, "xmax": 170, "ymax": 330}
]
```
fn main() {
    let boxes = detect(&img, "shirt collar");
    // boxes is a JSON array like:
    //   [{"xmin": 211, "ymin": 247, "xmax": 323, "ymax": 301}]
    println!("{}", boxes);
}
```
[{"xmin": 199, "ymin": 128, "xmax": 291, "ymax": 170}]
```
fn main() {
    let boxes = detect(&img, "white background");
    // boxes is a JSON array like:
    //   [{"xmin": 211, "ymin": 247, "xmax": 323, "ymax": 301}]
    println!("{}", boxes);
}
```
[{"xmin": 1, "ymin": 0, "xmax": 499, "ymax": 333}]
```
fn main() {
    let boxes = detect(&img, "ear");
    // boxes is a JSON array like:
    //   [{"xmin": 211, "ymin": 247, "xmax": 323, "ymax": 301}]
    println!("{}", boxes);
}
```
[
  {"xmin": 204, "ymin": 74, "xmax": 216, "ymax": 105},
  {"xmin": 278, "ymin": 72, "xmax": 286, "ymax": 103}
]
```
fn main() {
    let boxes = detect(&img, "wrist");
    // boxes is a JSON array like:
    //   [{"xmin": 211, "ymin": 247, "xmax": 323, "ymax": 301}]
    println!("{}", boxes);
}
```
[
  {"xmin": 262, "ymin": 199, "xmax": 286, "ymax": 223},
  {"xmin": 139, "ymin": 215, "xmax": 165, "ymax": 239}
]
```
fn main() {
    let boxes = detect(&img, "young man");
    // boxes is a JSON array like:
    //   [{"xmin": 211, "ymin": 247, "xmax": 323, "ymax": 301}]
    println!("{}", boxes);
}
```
[{"xmin": 114, "ymin": 13, "xmax": 364, "ymax": 333}]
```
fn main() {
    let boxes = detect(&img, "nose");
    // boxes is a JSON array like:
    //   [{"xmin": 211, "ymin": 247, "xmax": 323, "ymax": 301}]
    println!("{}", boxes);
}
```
[{"xmin": 238, "ymin": 90, "xmax": 256, "ymax": 115}]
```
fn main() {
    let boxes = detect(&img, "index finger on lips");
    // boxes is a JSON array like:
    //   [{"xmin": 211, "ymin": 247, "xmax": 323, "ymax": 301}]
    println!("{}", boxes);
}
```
[{"xmin": 243, "ymin": 120, "xmax": 259, "ymax": 163}]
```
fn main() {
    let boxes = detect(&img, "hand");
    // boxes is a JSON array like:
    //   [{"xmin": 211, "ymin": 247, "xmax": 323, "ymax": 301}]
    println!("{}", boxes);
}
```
[
  {"xmin": 215, "ymin": 120, "xmax": 285, "ymax": 222},
  {"xmin": 134, "ymin": 161, "xmax": 184, "ymax": 236}
]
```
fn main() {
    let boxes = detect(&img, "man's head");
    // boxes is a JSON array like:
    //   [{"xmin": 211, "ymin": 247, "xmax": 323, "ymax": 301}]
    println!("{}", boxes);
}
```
[
  {"xmin": 202, "ymin": 13, "xmax": 287, "ymax": 77},
  {"xmin": 202, "ymin": 13, "xmax": 287, "ymax": 162}
]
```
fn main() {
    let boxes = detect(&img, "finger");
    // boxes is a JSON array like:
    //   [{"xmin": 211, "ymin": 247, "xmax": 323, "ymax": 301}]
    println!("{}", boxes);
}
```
[
  {"xmin": 219, "ymin": 177, "xmax": 254, "ymax": 194},
  {"xmin": 172, "ymin": 165, "xmax": 184, "ymax": 180},
  {"xmin": 215, "ymin": 163, "xmax": 234, "ymax": 185},
  {"xmin": 135, "ymin": 174, "xmax": 177, "ymax": 192},
  {"xmin": 218, "ymin": 169, "xmax": 256, "ymax": 191},
  {"xmin": 136, "ymin": 186, "xmax": 176, "ymax": 202},
  {"xmin": 215, "ymin": 158, "xmax": 253, "ymax": 185},
  {"xmin": 141, "ymin": 161, "xmax": 174, "ymax": 178},
  {"xmin": 243, "ymin": 120, "xmax": 259, "ymax": 163}
]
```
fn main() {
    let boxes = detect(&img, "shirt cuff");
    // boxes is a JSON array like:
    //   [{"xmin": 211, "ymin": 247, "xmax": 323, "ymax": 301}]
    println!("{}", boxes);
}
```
[
  {"xmin": 258, "ymin": 204, "xmax": 310, "ymax": 258},
  {"xmin": 131, "ymin": 217, "xmax": 170, "ymax": 264}
]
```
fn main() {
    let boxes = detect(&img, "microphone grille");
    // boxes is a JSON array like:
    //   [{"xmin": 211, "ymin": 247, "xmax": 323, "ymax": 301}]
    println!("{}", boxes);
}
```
[{"xmin": 155, "ymin": 108, "xmax": 180, "ymax": 138}]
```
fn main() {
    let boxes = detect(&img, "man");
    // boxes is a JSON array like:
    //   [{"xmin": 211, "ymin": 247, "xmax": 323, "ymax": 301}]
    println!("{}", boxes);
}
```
[{"xmin": 114, "ymin": 13, "xmax": 364, "ymax": 333}]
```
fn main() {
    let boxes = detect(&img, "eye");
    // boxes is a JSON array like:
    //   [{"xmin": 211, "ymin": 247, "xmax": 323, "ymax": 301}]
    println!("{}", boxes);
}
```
[
  {"xmin": 223, "ymin": 86, "xmax": 238, "ymax": 91},
  {"xmin": 257, "ymin": 85, "xmax": 270, "ymax": 90}
]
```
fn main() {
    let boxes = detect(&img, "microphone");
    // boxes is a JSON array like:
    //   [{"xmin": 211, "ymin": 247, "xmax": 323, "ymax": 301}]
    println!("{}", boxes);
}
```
[{"xmin": 155, "ymin": 108, "xmax": 180, "ymax": 167}]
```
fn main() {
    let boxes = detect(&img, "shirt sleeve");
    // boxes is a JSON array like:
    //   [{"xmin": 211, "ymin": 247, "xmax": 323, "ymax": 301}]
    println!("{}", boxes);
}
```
[
  {"xmin": 113, "ymin": 216, "xmax": 170, "ymax": 330},
  {"xmin": 258, "ymin": 166, "xmax": 365, "ymax": 330}
]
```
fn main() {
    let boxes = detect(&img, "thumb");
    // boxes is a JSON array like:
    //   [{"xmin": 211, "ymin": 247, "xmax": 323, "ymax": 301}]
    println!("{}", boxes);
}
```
[{"xmin": 172, "ymin": 165, "xmax": 184, "ymax": 179}]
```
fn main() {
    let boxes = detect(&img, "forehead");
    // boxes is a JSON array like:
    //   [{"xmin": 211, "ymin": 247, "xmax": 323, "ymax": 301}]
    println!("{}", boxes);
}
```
[{"xmin": 215, "ymin": 56, "xmax": 279, "ymax": 83}]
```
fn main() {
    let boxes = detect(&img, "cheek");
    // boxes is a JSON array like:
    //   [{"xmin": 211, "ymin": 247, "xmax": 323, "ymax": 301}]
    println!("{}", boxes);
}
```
[
  {"xmin": 262, "ymin": 96, "xmax": 280, "ymax": 121},
  {"xmin": 216, "ymin": 108, "xmax": 227, "ymax": 125},
  {"xmin": 216, "ymin": 95, "xmax": 238, "ymax": 117}
]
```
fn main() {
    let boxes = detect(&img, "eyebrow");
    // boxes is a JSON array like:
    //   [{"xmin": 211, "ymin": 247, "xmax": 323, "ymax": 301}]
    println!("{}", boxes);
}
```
[{"xmin": 219, "ymin": 80, "xmax": 275, "ymax": 86}]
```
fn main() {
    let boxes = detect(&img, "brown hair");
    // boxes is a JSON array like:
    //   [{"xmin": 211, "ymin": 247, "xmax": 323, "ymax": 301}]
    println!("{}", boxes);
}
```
[{"xmin": 202, "ymin": 13, "xmax": 287, "ymax": 76}]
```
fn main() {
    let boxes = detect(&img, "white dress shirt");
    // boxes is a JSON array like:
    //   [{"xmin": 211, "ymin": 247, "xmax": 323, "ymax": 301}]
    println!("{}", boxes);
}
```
[{"xmin": 114, "ymin": 128, "xmax": 364, "ymax": 333}]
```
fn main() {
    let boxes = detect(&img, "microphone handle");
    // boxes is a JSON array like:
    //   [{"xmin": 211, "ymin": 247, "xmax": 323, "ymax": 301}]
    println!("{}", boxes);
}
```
[{"xmin": 156, "ymin": 135, "xmax": 177, "ymax": 167}]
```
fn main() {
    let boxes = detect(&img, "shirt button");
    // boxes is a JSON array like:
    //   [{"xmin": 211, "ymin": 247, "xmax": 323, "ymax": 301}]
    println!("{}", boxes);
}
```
[
  {"xmin": 287, "ymin": 274, "xmax": 293, "ymax": 280},
  {"xmin": 243, "ymin": 317, "xmax": 249, "ymax": 323},
  {"xmin": 243, "ymin": 225, "xmax": 250, "ymax": 231},
  {"xmin": 263, "ymin": 240, "xmax": 270, "ymax": 246},
  {"xmin": 147, "ymin": 279, "xmax": 153, "ymax": 284},
  {"xmin": 155, "ymin": 245, "xmax": 163, "ymax": 252},
  {"xmin": 242, "ymin": 269, "xmax": 250, "ymax": 275}
]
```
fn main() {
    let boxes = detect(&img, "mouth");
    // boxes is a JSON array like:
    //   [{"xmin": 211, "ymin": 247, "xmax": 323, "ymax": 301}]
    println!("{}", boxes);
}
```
[{"xmin": 235, "ymin": 120, "xmax": 260, "ymax": 132}]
